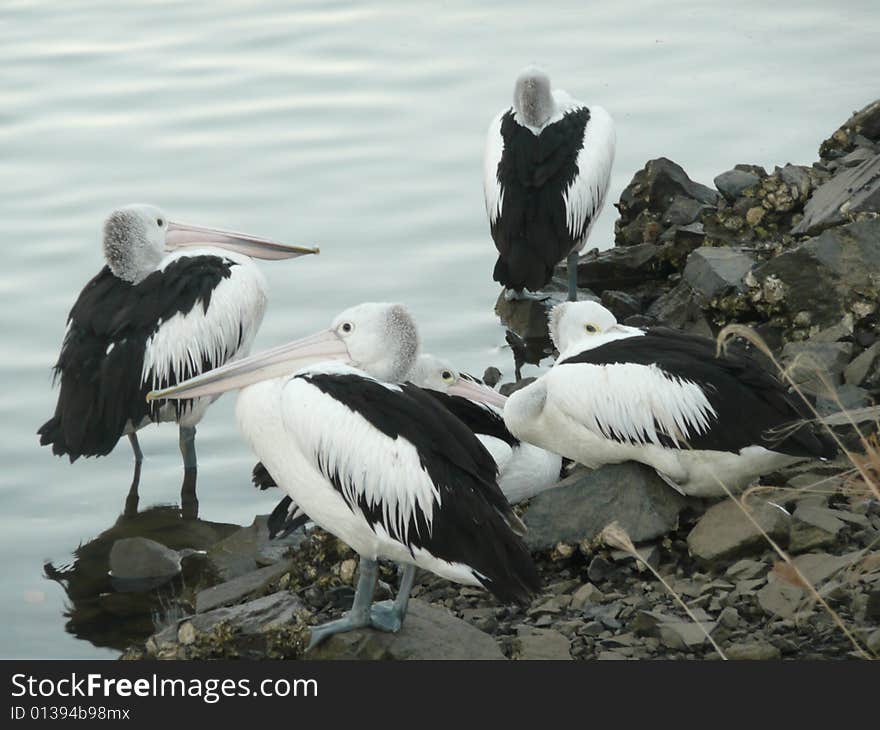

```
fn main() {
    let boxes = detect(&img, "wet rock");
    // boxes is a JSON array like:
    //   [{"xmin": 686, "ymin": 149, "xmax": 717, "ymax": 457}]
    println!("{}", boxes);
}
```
[
  {"xmin": 683, "ymin": 247, "xmax": 755, "ymax": 299},
  {"xmin": 109, "ymin": 538, "xmax": 182, "ymax": 591},
  {"xmin": 208, "ymin": 515, "xmax": 305, "ymax": 581},
  {"xmin": 195, "ymin": 560, "xmax": 293, "ymax": 614},
  {"xmin": 715, "ymin": 169, "xmax": 760, "ymax": 203},
  {"xmin": 794, "ymin": 153, "xmax": 880, "ymax": 235},
  {"xmin": 308, "ymin": 599, "xmax": 504, "ymax": 660},
  {"xmin": 516, "ymin": 627, "xmax": 572, "ymax": 660},
  {"xmin": 482, "ymin": 366, "xmax": 502, "ymax": 387},
  {"xmin": 522, "ymin": 463, "xmax": 690, "ymax": 551},
  {"xmin": 724, "ymin": 641, "xmax": 781, "ymax": 660},
  {"xmin": 687, "ymin": 499, "xmax": 790, "ymax": 565},
  {"xmin": 149, "ymin": 590, "xmax": 308, "ymax": 658}
]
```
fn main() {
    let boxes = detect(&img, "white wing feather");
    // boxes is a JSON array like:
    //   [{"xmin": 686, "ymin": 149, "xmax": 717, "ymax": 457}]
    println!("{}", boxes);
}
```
[
  {"xmin": 483, "ymin": 108, "xmax": 508, "ymax": 225},
  {"xmin": 280, "ymin": 376, "xmax": 443, "ymax": 546},
  {"xmin": 545, "ymin": 362, "xmax": 716, "ymax": 447}
]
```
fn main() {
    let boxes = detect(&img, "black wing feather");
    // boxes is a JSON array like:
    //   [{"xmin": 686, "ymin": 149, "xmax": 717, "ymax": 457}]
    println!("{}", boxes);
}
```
[
  {"xmin": 38, "ymin": 257, "xmax": 235, "ymax": 460},
  {"xmin": 559, "ymin": 329, "xmax": 836, "ymax": 458}
]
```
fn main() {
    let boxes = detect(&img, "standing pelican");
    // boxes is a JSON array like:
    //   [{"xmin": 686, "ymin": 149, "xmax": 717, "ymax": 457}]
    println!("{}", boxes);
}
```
[
  {"xmin": 148, "ymin": 303, "xmax": 539, "ymax": 645},
  {"xmin": 38, "ymin": 204, "xmax": 318, "ymax": 513},
  {"xmin": 484, "ymin": 67, "xmax": 615, "ymax": 301},
  {"xmin": 254, "ymin": 353, "xmax": 562, "ymax": 539},
  {"xmin": 504, "ymin": 301, "xmax": 836, "ymax": 497}
]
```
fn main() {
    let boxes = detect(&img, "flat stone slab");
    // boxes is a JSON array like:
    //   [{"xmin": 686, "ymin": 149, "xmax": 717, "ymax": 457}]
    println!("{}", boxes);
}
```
[
  {"xmin": 523, "ymin": 463, "xmax": 690, "ymax": 551},
  {"xmin": 308, "ymin": 599, "xmax": 505, "ymax": 660},
  {"xmin": 687, "ymin": 499, "xmax": 790, "ymax": 565},
  {"xmin": 516, "ymin": 627, "xmax": 572, "ymax": 660},
  {"xmin": 196, "ymin": 560, "xmax": 293, "ymax": 613},
  {"xmin": 683, "ymin": 247, "xmax": 755, "ymax": 299}
]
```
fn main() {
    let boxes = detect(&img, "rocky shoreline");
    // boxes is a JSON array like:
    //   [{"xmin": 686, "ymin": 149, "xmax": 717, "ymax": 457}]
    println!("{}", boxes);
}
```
[{"xmin": 121, "ymin": 99, "xmax": 880, "ymax": 661}]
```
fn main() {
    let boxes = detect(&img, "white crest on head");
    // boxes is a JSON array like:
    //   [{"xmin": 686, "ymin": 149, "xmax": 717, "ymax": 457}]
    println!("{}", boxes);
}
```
[
  {"xmin": 102, "ymin": 203, "xmax": 169, "ymax": 284},
  {"xmin": 331, "ymin": 302, "xmax": 420, "ymax": 383},
  {"xmin": 513, "ymin": 66, "xmax": 556, "ymax": 129}
]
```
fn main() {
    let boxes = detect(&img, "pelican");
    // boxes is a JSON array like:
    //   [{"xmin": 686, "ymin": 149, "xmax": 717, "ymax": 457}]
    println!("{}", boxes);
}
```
[
  {"xmin": 484, "ymin": 67, "xmax": 615, "ymax": 301},
  {"xmin": 38, "ymin": 204, "xmax": 318, "ymax": 513},
  {"xmin": 504, "ymin": 301, "xmax": 836, "ymax": 497},
  {"xmin": 256, "ymin": 353, "xmax": 563, "ymax": 539},
  {"xmin": 148, "ymin": 302, "xmax": 540, "ymax": 645}
]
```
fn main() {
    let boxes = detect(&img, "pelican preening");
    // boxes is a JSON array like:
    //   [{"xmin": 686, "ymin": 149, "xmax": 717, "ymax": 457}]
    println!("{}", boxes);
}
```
[
  {"xmin": 38, "ymin": 204, "xmax": 318, "ymax": 512},
  {"xmin": 484, "ymin": 67, "xmax": 616, "ymax": 302},
  {"xmin": 148, "ymin": 303, "xmax": 540, "ymax": 645},
  {"xmin": 505, "ymin": 301, "xmax": 836, "ymax": 497}
]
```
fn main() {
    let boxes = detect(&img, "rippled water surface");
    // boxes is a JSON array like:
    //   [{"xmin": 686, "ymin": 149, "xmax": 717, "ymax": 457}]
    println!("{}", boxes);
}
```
[{"xmin": 1, "ymin": 0, "xmax": 877, "ymax": 657}]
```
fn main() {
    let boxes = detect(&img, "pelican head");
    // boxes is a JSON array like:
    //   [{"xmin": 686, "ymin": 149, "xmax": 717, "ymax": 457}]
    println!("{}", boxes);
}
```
[
  {"xmin": 146, "ymin": 302, "xmax": 421, "ymax": 402},
  {"xmin": 409, "ymin": 354, "xmax": 507, "ymax": 408},
  {"xmin": 513, "ymin": 66, "xmax": 555, "ymax": 128},
  {"xmin": 102, "ymin": 203, "xmax": 319, "ymax": 284},
  {"xmin": 549, "ymin": 300, "xmax": 628, "ymax": 353}
]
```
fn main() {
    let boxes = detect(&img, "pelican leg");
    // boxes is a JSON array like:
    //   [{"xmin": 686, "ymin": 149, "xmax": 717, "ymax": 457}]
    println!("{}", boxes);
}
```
[
  {"xmin": 369, "ymin": 563, "xmax": 417, "ymax": 631},
  {"xmin": 128, "ymin": 433, "xmax": 144, "ymax": 464},
  {"xmin": 307, "ymin": 558, "xmax": 379, "ymax": 649},
  {"xmin": 567, "ymin": 251, "xmax": 579, "ymax": 301},
  {"xmin": 179, "ymin": 426, "xmax": 197, "ymax": 470}
]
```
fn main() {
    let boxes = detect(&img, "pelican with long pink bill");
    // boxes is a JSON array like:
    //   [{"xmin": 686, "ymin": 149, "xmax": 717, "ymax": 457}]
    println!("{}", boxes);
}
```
[
  {"xmin": 38, "ymin": 203, "xmax": 318, "ymax": 515},
  {"xmin": 147, "ymin": 303, "xmax": 539, "ymax": 646}
]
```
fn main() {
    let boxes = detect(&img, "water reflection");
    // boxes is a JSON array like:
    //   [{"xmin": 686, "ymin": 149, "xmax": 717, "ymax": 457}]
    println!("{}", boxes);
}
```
[{"xmin": 43, "ymin": 504, "xmax": 239, "ymax": 650}]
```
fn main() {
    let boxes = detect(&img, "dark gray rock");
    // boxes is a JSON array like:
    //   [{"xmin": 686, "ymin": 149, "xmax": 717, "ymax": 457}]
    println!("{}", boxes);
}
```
[
  {"xmin": 148, "ymin": 591, "xmax": 308, "ymax": 656},
  {"xmin": 781, "ymin": 341, "xmax": 853, "ymax": 395},
  {"xmin": 600, "ymin": 290, "xmax": 642, "ymax": 320},
  {"xmin": 308, "ymin": 599, "xmax": 504, "ymax": 660},
  {"xmin": 714, "ymin": 169, "xmax": 760, "ymax": 203},
  {"xmin": 618, "ymin": 157, "xmax": 720, "ymax": 220},
  {"xmin": 793, "ymin": 153, "xmax": 880, "ymax": 235},
  {"xmin": 683, "ymin": 247, "xmax": 755, "ymax": 299},
  {"xmin": 751, "ymin": 219, "xmax": 880, "ymax": 330},
  {"xmin": 522, "ymin": 463, "xmax": 690, "ymax": 551},
  {"xmin": 815, "ymin": 384, "xmax": 871, "ymax": 417},
  {"xmin": 663, "ymin": 195, "xmax": 706, "ymax": 226},
  {"xmin": 196, "ymin": 560, "xmax": 293, "ymax": 613},
  {"xmin": 646, "ymin": 281, "xmax": 714, "ymax": 337},
  {"xmin": 819, "ymin": 99, "xmax": 880, "ymax": 161},
  {"xmin": 109, "ymin": 537, "xmax": 181, "ymax": 580},
  {"xmin": 575, "ymin": 243, "xmax": 675, "ymax": 294},
  {"xmin": 208, "ymin": 515, "xmax": 305, "ymax": 581},
  {"xmin": 516, "ymin": 627, "xmax": 572, "ymax": 660},
  {"xmin": 687, "ymin": 499, "xmax": 790, "ymax": 565},
  {"xmin": 844, "ymin": 342, "xmax": 880, "ymax": 386},
  {"xmin": 482, "ymin": 366, "xmax": 502, "ymax": 388}
]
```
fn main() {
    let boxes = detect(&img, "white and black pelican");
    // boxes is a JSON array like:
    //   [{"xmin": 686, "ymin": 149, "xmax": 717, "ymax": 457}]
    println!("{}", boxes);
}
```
[
  {"xmin": 503, "ymin": 301, "xmax": 836, "ymax": 497},
  {"xmin": 256, "ymin": 353, "xmax": 563, "ymax": 539},
  {"xmin": 148, "ymin": 303, "xmax": 540, "ymax": 645},
  {"xmin": 484, "ymin": 67, "xmax": 615, "ymax": 301},
  {"xmin": 38, "ymin": 204, "xmax": 318, "ymax": 512}
]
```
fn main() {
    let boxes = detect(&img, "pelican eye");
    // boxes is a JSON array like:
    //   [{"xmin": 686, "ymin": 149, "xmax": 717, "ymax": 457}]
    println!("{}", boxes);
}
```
[
  {"xmin": 584, "ymin": 323, "xmax": 599, "ymax": 334},
  {"xmin": 340, "ymin": 322, "xmax": 354, "ymax": 334},
  {"xmin": 441, "ymin": 370, "xmax": 454, "ymax": 382}
]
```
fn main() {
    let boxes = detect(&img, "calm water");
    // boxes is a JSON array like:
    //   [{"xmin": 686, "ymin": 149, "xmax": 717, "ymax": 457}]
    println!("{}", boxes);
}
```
[{"xmin": 1, "ymin": 0, "xmax": 877, "ymax": 658}]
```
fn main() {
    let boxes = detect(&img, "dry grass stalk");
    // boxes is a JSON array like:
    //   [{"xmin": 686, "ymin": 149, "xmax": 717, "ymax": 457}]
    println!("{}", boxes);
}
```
[{"xmin": 599, "ymin": 522, "xmax": 728, "ymax": 660}]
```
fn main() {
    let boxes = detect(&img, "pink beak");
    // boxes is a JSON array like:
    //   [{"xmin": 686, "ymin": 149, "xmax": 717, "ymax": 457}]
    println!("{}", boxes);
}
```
[
  {"xmin": 165, "ymin": 221, "xmax": 319, "ymax": 260},
  {"xmin": 446, "ymin": 378, "xmax": 508, "ymax": 409}
]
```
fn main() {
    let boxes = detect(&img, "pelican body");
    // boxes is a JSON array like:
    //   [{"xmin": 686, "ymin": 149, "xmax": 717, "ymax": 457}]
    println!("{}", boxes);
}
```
[
  {"xmin": 484, "ymin": 67, "xmax": 615, "ymax": 301},
  {"xmin": 38, "ymin": 204, "xmax": 317, "ymax": 512},
  {"xmin": 148, "ymin": 303, "xmax": 539, "ymax": 645},
  {"xmin": 504, "ymin": 301, "xmax": 836, "ymax": 497}
]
